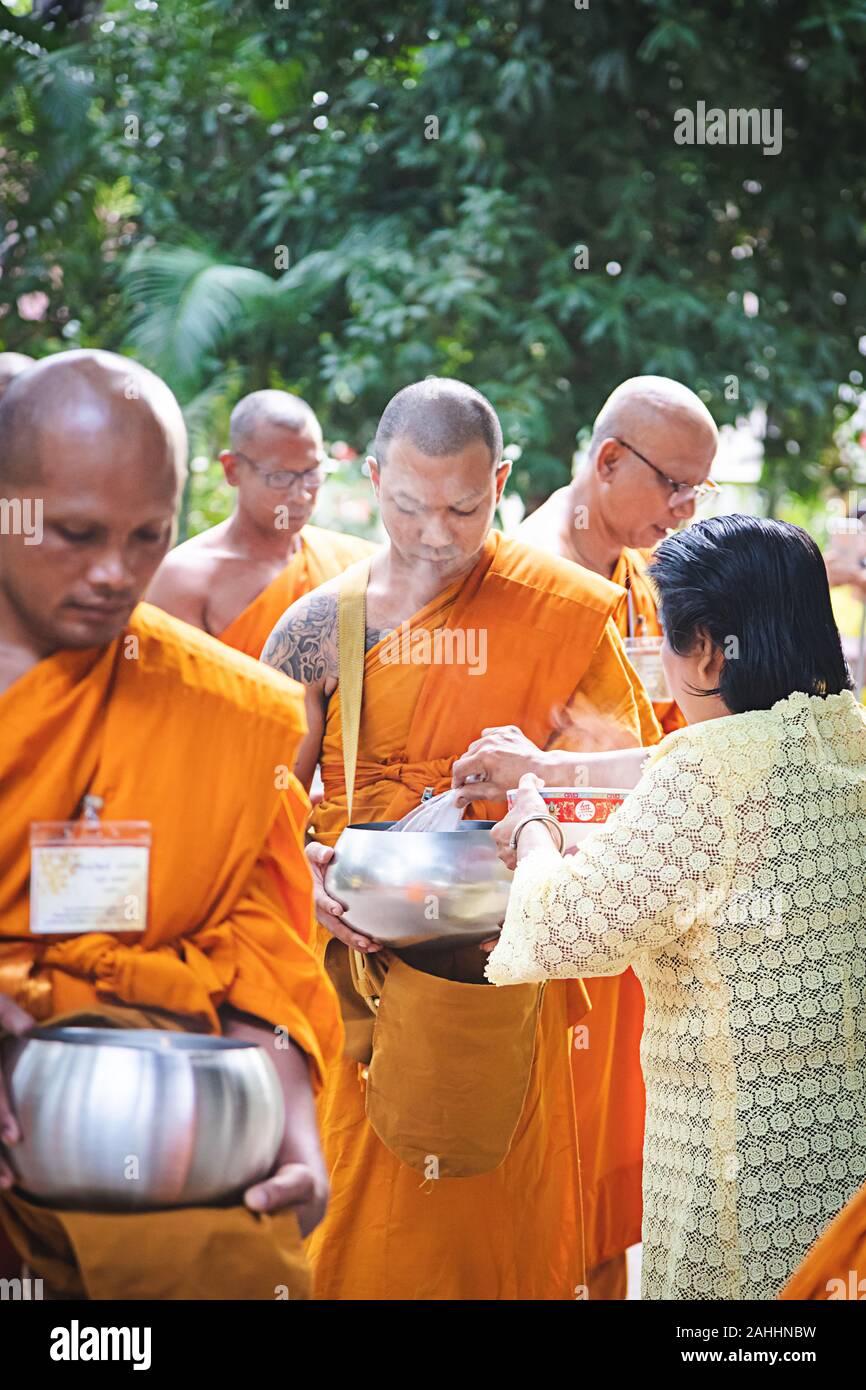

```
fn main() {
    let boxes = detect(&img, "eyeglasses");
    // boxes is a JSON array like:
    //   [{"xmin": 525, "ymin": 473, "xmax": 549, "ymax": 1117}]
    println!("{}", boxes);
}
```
[
  {"xmin": 234, "ymin": 452, "xmax": 326, "ymax": 494},
  {"xmin": 614, "ymin": 437, "xmax": 720, "ymax": 505}
]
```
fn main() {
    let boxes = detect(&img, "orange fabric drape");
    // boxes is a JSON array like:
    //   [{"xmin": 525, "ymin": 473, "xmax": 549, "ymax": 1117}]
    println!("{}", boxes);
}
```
[
  {"xmin": 307, "ymin": 531, "xmax": 654, "ymax": 1299},
  {"xmin": 0, "ymin": 601, "xmax": 342, "ymax": 1080},
  {"xmin": 218, "ymin": 524, "xmax": 378, "ymax": 659},
  {"xmin": 572, "ymin": 969, "xmax": 647, "ymax": 1270},
  {"xmin": 779, "ymin": 1181, "xmax": 866, "ymax": 1301},
  {"xmin": 611, "ymin": 547, "xmax": 686, "ymax": 735}
]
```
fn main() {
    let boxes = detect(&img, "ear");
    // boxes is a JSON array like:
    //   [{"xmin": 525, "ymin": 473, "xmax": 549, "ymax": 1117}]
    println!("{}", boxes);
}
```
[
  {"xmin": 594, "ymin": 437, "xmax": 621, "ymax": 482},
  {"xmin": 693, "ymin": 628, "xmax": 725, "ymax": 688},
  {"xmin": 220, "ymin": 450, "xmax": 240, "ymax": 487},
  {"xmin": 494, "ymin": 460, "xmax": 512, "ymax": 502},
  {"xmin": 367, "ymin": 455, "xmax": 381, "ymax": 496}
]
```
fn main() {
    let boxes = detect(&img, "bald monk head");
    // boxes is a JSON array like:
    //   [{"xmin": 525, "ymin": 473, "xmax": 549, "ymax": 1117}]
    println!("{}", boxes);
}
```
[
  {"xmin": 579, "ymin": 375, "xmax": 718, "ymax": 551},
  {"xmin": 0, "ymin": 348, "xmax": 186, "ymax": 653},
  {"xmin": 0, "ymin": 352, "xmax": 35, "ymax": 401},
  {"xmin": 369, "ymin": 378, "xmax": 509, "ymax": 579},
  {"xmin": 220, "ymin": 389, "xmax": 325, "ymax": 538}
]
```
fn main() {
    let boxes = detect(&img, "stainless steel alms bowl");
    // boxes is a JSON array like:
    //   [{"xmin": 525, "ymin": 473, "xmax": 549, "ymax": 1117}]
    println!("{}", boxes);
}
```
[
  {"xmin": 1, "ymin": 1028, "xmax": 285, "ymax": 1211},
  {"xmin": 324, "ymin": 821, "xmax": 512, "ymax": 949}
]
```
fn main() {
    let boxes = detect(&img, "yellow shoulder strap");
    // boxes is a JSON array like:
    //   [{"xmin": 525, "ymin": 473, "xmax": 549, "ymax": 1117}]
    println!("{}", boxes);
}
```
[{"xmin": 337, "ymin": 556, "xmax": 374, "ymax": 825}]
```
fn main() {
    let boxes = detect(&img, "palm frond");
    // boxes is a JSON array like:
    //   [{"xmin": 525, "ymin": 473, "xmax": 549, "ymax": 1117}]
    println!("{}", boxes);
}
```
[{"xmin": 122, "ymin": 245, "xmax": 277, "ymax": 398}]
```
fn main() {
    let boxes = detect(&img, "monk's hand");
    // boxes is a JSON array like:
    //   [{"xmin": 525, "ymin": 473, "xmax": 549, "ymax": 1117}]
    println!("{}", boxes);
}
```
[
  {"xmin": 244, "ymin": 1161, "xmax": 327, "ymax": 1236},
  {"xmin": 491, "ymin": 773, "xmax": 551, "ymax": 870},
  {"xmin": 452, "ymin": 726, "xmax": 548, "ymax": 807},
  {"xmin": 0, "ymin": 994, "xmax": 34, "ymax": 1187},
  {"xmin": 224, "ymin": 1018, "xmax": 329, "ymax": 1237},
  {"xmin": 305, "ymin": 842, "xmax": 381, "ymax": 954}
]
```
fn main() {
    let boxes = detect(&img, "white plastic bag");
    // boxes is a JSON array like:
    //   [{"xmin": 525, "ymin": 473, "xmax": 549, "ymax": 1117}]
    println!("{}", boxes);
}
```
[{"xmin": 386, "ymin": 788, "xmax": 467, "ymax": 832}]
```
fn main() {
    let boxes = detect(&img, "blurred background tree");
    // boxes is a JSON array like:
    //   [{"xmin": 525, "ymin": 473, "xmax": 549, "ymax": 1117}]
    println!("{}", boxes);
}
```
[{"xmin": 1, "ymin": 0, "xmax": 865, "ymax": 534}]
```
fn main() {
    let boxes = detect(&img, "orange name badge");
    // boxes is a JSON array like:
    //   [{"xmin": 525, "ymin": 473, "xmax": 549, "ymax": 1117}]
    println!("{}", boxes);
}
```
[{"xmin": 29, "ymin": 819, "xmax": 151, "ymax": 936}]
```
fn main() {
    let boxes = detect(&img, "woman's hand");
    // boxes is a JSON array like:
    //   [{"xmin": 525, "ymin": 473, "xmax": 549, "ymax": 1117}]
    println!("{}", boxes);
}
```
[{"xmin": 491, "ymin": 773, "xmax": 554, "ymax": 871}]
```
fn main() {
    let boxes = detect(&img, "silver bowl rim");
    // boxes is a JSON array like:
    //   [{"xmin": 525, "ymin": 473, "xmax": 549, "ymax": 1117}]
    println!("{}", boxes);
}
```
[
  {"xmin": 20, "ymin": 1027, "xmax": 258, "ymax": 1053},
  {"xmin": 343, "ymin": 820, "xmax": 497, "ymax": 832}
]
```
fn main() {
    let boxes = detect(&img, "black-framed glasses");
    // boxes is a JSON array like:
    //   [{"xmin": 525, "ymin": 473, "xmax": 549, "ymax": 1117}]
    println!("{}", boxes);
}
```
[
  {"xmin": 234, "ymin": 452, "xmax": 327, "ymax": 494},
  {"xmin": 614, "ymin": 437, "xmax": 719, "ymax": 505}
]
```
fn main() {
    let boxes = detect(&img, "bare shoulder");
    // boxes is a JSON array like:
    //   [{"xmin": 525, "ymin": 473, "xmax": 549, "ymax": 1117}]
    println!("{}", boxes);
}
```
[
  {"xmin": 146, "ymin": 523, "xmax": 232, "ymax": 622},
  {"xmin": 515, "ymin": 490, "xmax": 570, "ymax": 552},
  {"xmin": 146, "ymin": 538, "xmax": 212, "ymax": 620}
]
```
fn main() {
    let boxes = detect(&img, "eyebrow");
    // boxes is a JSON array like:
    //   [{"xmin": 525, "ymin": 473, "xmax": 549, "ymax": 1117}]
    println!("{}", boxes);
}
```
[{"xmin": 393, "ymin": 488, "xmax": 486, "ymax": 506}]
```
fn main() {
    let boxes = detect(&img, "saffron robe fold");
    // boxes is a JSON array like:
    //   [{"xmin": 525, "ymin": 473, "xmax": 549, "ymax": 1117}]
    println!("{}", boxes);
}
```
[
  {"xmin": 218, "ymin": 524, "xmax": 378, "ymax": 660},
  {"xmin": 307, "ymin": 531, "xmax": 657, "ymax": 1300},
  {"xmin": 0, "ymin": 603, "xmax": 343, "ymax": 1299},
  {"xmin": 539, "ymin": 547, "xmax": 665, "ymax": 1278},
  {"xmin": 0, "ymin": 601, "xmax": 342, "ymax": 1070},
  {"xmin": 779, "ymin": 1181, "xmax": 866, "ymax": 1301},
  {"xmin": 611, "ymin": 547, "xmax": 686, "ymax": 736}
]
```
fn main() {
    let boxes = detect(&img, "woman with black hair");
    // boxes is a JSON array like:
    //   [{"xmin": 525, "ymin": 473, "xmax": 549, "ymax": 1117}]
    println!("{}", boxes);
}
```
[{"xmin": 487, "ymin": 514, "xmax": 866, "ymax": 1299}]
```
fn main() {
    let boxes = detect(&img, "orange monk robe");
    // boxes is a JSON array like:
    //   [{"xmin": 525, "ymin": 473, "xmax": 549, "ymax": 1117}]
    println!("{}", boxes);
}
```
[
  {"xmin": 307, "ymin": 531, "xmax": 660, "ymax": 1300},
  {"xmin": 779, "ymin": 1182, "xmax": 866, "ymax": 1301},
  {"xmin": 611, "ymin": 547, "xmax": 686, "ymax": 736},
  {"xmin": 550, "ymin": 546, "xmax": 670, "ymax": 1290},
  {"xmin": 219, "ymin": 524, "xmax": 378, "ymax": 660},
  {"xmin": 0, "ymin": 602, "xmax": 343, "ymax": 1298},
  {"xmin": 0, "ymin": 601, "xmax": 342, "ymax": 1056}
]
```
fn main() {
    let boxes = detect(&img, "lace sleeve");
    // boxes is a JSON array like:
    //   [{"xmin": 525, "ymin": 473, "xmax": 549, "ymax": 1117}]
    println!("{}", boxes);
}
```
[{"xmin": 485, "ymin": 739, "xmax": 736, "ymax": 985}]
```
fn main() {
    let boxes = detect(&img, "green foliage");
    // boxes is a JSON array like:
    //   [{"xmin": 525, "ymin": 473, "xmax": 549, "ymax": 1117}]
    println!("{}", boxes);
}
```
[{"xmin": 2, "ymin": 0, "xmax": 865, "ymax": 526}]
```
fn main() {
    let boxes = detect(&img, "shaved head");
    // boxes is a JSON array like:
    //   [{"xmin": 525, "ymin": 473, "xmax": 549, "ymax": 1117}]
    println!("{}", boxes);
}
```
[
  {"xmin": 566, "ymin": 374, "xmax": 719, "ymax": 553},
  {"xmin": 229, "ymin": 389, "xmax": 320, "ymax": 451},
  {"xmin": 0, "ymin": 352, "xmax": 35, "ymax": 402},
  {"xmin": 0, "ymin": 349, "xmax": 187, "ymax": 653},
  {"xmin": 223, "ymin": 389, "xmax": 324, "ymax": 534},
  {"xmin": 374, "ymin": 378, "xmax": 503, "ymax": 468},
  {"xmin": 591, "ymin": 375, "xmax": 718, "ymax": 460},
  {"xmin": 0, "ymin": 349, "xmax": 187, "ymax": 487}
]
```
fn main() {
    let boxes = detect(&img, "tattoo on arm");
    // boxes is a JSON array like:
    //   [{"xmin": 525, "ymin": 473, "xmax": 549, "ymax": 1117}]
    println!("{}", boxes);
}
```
[
  {"xmin": 262, "ymin": 593, "xmax": 337, "ymax": 684},
  {"xmin": 261, "ymin": 592, "xmax": 392, "ymax": 685},
  {"xmin": 365, "ymin": 623, "xmax": 389, "ymax": 653}
]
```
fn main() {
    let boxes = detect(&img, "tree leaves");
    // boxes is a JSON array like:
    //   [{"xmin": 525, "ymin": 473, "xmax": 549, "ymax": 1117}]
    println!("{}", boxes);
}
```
[
  {"xmin": 123, "ymin": 245, "xmax": 277, "ymax": 397},
  {"xmin": 2, "ymin": 0, "xmax": 866, "ymax": 510}
]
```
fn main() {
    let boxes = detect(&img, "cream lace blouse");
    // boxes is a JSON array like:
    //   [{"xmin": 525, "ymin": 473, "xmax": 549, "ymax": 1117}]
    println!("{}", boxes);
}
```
[{"xmin": 487, "ymin": 690, "xmax": 866, "ymax": 1300}]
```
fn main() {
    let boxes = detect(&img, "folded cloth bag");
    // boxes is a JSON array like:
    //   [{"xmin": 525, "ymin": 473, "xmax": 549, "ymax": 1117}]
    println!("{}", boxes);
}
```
[
  {"xmin": 0, "ymin": 1004, "xmax": 309, "ymax": 1300},
  {"xmin": 363, "ymin": 953, "xmax": 545, "ymax": 1178},
  {"xmin": 325, "ymin": 561, "xmax": 545, "ymax": 1177}
]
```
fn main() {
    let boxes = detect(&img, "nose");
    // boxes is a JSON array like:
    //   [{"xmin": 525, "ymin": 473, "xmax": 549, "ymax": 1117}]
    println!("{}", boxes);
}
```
[
  {"xmin": 670, "ymin": 494, "xmax": 697, "ymax": 522},
  {"xmin": 417, "ymin": 510, "xmax": 453, "ymax": 548},
  {"xmin": 86, "ymin": 546, "xmax": 133, "ymax": 591}
]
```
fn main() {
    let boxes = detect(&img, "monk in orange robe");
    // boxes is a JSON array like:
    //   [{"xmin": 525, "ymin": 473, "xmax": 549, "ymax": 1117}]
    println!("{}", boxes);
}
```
[
  {"xmin": 780, "ymin": 1181, "xmax": 866, "ymax": 1301},
  {"xmin": 147, "ymin": 388, "xmax": 376, "ymax": 659},
  {"xmin": 0, "ymin": 351, "xmax": 342, "ymax": 1300},
  {"xmin": 459, "ymin": 376, "xmax": 719, "ymax": 1299},
  {"xmin": 262, "ymin": 377, "xmax": 659, "ymax": 1300}
]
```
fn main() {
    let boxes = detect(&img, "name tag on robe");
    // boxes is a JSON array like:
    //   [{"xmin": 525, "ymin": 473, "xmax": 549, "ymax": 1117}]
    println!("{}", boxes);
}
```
[{"xmin": 29, "ymin": 821, "xmax": 151, "ymax": 936}]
